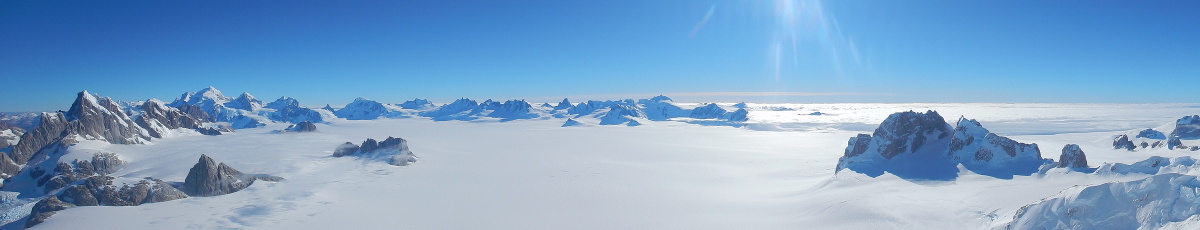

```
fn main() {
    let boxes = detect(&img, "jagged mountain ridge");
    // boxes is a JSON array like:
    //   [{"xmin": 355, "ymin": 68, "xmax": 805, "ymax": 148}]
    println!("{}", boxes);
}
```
[{"xmin": 836, "ymin": 111, "xmax": 1052, "ymax": 180}]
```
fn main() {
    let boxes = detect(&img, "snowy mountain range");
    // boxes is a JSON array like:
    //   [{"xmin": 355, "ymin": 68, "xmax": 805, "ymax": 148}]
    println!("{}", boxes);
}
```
[{"xmin": 3, "ymin": 87, "xmax": 1200, "ymax": 229}]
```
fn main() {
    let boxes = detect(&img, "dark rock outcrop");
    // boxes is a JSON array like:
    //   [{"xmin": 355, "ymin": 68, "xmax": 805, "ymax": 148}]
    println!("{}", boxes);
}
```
[
  {"xmin": 25, "ymin": 196, "xmax": 74, "ymax": 228},
  {"xmin": 1058, "ymin": 144, "xmax": 1088, "ymax": 168},
  {"xmin": 1113, "ymin": 134, "xmax": 1136, "ymax": 151},
  {"xmin": 176, "ymin": 104, "xmax": 214, "ymax": 122},
  {"xmin": 196, "ymin": 127, "xmax": 222, "ymax": 136},
  {"xmin": 182, "ymin": 154, "xmax": 261, "ymax": 197},
  {"xmin": 282, "ymin": 121, "xmax": 318, "ymax": 133},
  {"xmin": 728, "ymin": 108, "xmax": 749, "ymax": 122},
  {"xmin": 332, "ymin": 142, "xmax": 360, "ymax": 157},
  {"xmin": 332, "ymin": 137, "xmax": 417, "ymax": 166}
]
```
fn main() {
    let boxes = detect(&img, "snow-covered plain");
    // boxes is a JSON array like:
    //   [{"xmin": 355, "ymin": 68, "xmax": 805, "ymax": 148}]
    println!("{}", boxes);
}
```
[{"xmin": 23, "ymin": 103, "xmax": 1200, "ymax": 229}]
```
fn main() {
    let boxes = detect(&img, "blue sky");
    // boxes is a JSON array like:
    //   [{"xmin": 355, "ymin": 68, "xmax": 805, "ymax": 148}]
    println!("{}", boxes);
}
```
[{"xmin": 1, "ymin": 0, "xmax": 1197, "ymax": 111}]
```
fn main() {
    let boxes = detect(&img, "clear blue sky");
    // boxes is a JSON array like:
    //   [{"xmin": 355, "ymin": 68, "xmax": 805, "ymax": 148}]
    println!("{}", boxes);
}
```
[{"xmin": 2, "ymin": 0, "xmax": 1198, "ymax": 111}]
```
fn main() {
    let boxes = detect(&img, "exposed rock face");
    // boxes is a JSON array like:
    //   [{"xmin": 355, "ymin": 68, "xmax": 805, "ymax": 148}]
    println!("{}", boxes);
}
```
[
  {"xmin": 9, "ymin": 113, "xmax": 68, "ymax": 165},
  {"xmin": 176, "ymin": 104, "xmax": 214, "ymax": 122},
  {"xmin": 196, "ymin": 127, "xmax": 222, "ymax": 136},
  {"xmin": 65, "ymin": 91, "xmax": 150, "ymax": 145},
  {"xmin": 689, "ymin": 104, "xmax": 727, "ymax": 119},
  {"xmin": 282, "ymin": 121, "xmax": 318, "ymax": 133},
  {"xmin": 135, "ymin": 100, "xmax": 203, "ymax": 138},
  {"xmin": 838, "ymin": 111, "xmax": 1045, "ymax": 180},
  {"xmin": 25, "ymin": 195, "xmax": 74, "ymax": 228},
  {"xmin": 948, "ymin": 118, "xmax": 1043, "ymax": 178},
  {"xmin": 1136, "ymin": 128, "xmax": 1166, "ymax": 139},
  {"xmin": 1113, "ymin": 134, "xmax": 1136, "ymax": 151},
  {"xmin": 332, "ymin": 137, "xmax": 417, "ymax": 166},
  {"xmin": 837, "ymin": 111, "xmax": 958, "ymax": 180},
  {"xmin": 1172, "ymin": 115, "xmax": 1200, "ymax": 139},
  {"xmin": 1058, "ymin": 144, "xmax": 1088, "ymax": 168},
  {"xmin": 182, "ymin": 154, "xmax": 255, "ymax": 197}
]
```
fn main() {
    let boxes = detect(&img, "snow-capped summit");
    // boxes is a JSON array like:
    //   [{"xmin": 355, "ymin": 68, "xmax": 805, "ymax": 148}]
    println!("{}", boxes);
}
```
[
  {"xmin": 264, "ymin": 96, "xmax": 299, "ymax": 110},
  {"xmin": 334, "ymin": 98, "xmax": 387, "ymax": 120},
  {"xmin": 225, "ymin": 92, "xmax": 263, "ymax": 111},
  {"xmin": 65, "ymin": 91, "xmax": 151, "ymax": 145},
  {"xmin": 170, "ymin": 86, "xmax": 230, "ymax": 111},
  {"xmin": 648, "ymin": 95, "xmax": 672, "ymax": 102}
]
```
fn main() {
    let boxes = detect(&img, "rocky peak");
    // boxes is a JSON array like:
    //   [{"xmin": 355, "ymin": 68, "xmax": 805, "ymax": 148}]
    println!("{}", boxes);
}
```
[
  {"xmin": 553, "ymin": 98, "xmax": 573, "ymax": 110},
  {"xmin": 1058, "ymin": 144, "xmax": 1088, "ymax": 168},
  {"xmin": 8, "ymin": 112, "xmax": 68, "ymax": 165},
  {"xmin": 64, "ymin": 91, "xmax": 150, "ymax": 145},
  {"xmin": 648, "ymin": 95, "xmax": 672, "ymax": 102},
  {"xmin": 136, "ymin": 99, "xmax": 203, "ymax": 138},
  {"xmin": 182, "ymin": 154, "xmax": 255, "ymax": 197}
]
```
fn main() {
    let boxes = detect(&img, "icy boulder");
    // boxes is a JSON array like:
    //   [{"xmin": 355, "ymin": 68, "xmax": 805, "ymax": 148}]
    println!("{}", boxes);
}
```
[
  {"xmin": 948, "ymin": 118, "xmax": 1043, "ymax": 179},
  {"xmin": 1006, "ymin": 173, "xmax": 1200, "ymax": 229},
  {"xmin": 1057, "ymin": 144, "xmax": 1088, "ymax": 169},
  {"xmin": 332, "ymin": 137, "xmax": 417, "ymax": 166},
  {"xmin": 334, "ymin": 98, "xmax": 388, "ymax": 120},
  {"xmin": 837, "ymin": 111, "xmax": 957, "ymax": 180}
]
